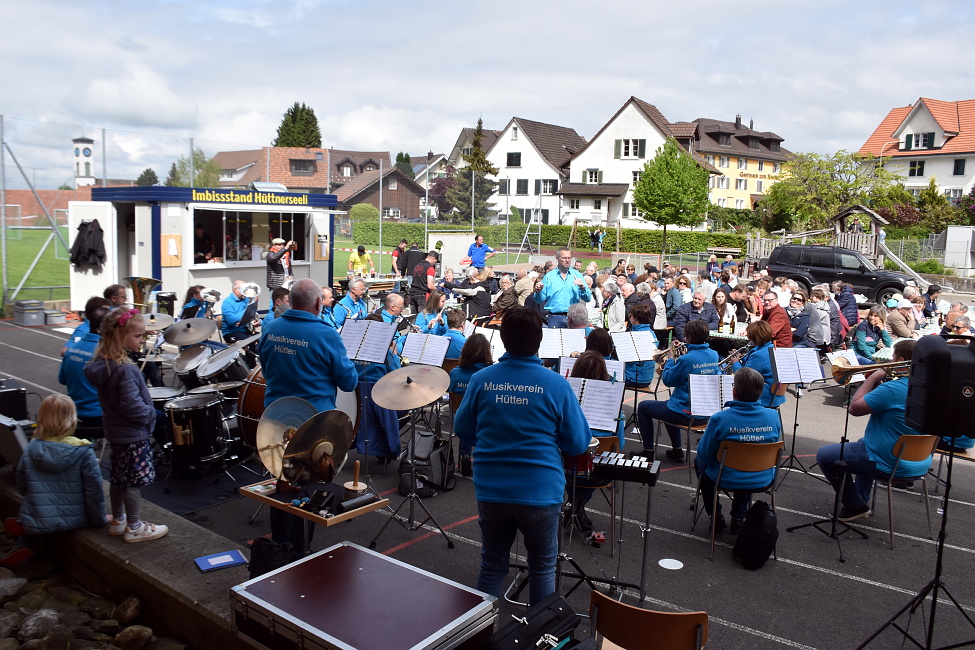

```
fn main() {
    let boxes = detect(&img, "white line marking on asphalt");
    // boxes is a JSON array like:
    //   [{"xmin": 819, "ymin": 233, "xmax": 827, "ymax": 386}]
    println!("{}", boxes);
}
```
[
  {"xmin": 0, "ymin": 341, "xmax": 63, "ymax": 363},
  {"xmin": 0, "ymin": 372, "xmax": 58, "ymax": 395}
]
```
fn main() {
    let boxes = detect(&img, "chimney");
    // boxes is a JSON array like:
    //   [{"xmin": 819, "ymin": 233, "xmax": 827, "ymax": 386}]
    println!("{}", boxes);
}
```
[
  {"xmin": 735, "ymin": 114, "xmax": 742, "ymax": 129},
  {"xmin": 427, "ymin": 151, "xmax": 433, "ymax": 160},
  {"xmin": 749, "ymin": 118, "xmax": 754, "ymax": 130}
]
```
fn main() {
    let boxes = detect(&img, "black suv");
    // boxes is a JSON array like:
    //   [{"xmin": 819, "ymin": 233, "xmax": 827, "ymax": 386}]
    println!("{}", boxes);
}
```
[{"xmin": 763, "ymin": 245, "xmax": 915, "ymax": 304}]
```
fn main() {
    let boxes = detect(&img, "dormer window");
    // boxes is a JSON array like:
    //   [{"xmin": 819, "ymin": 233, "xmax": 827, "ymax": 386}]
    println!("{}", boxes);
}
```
[
  {"xmin": 512, "ymin": 126, "xmax": 518, "ymax": 140},
  {"xmin": 905, "ymin": 133, "xmax": 935, "ymax": 150},
  {"xmin": 291, "ymin": 160, "xmax": 314, "ymax": 175},
  {"xmin": 718, "ymin": 134, "xmax": 731, "ymax": 146},
  {"xmin": 342, "ymin": 164, "xmax": 353, "ymax": 177},
  {"xmin": 769, "ymin": 142, "xmax": 780, "ymax": 153},
  {"xmin": 364, "ymin": 165, "xmax": 376, "ymax": 172}
]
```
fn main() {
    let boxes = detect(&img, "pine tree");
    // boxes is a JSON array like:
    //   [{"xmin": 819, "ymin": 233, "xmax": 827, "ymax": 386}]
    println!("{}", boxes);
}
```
[
  {"xmin": 164, "ymin": 163, "xmax": 180, "ymax": 187},
  {"xmin": 463, "ymin": 118, "xmax": 499, "ymax": 175},
  {"xmin": 447, "ymin": 118, "xmax": 498, "ymax": 224},
  {"xmin": 135, "ymin": 168, "xmax": 158, "ymax": 186},
  {"xmin": 395, "ymin": 152, "xmax": 415, "ymax": 179},
  {"xmin": 273, "ymin": 102, "xmax": 323, "ymax": 148}
]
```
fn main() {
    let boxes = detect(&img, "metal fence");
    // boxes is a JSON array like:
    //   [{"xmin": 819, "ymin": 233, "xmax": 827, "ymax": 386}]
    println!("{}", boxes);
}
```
[{"xmin": 1, "ymin": 114, "xmax": 265, "ymax": 307}]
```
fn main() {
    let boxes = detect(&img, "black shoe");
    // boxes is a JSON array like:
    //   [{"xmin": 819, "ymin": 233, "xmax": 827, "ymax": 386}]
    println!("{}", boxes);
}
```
[
  {"xmin": 631, "ymin": 449, "xmax": 655, "ymax": 459},
  {"xmin": 665, "ymin": 448, "xmax": 685, "ymax": 463},
  {"xmin": 576, "ymin": 508, "xmax": 594, "ymax": 534},
  {"xmin": 838, "ymin": 504, "xmax": 872, "ymax": 522},
  {"xmin": 713, "ymin": 514, "xmax": 727, "ymax": 534},
  {"xmin": 890, "ymin": 479, "xmax": 915, "ymax": 489},
  {"xmin": 730, "ymin": 517, "xmax": 742, "ymax": 534},
  {"xmin": 459, "ymin": 454, "xmax": 472, "ymax": 477}
]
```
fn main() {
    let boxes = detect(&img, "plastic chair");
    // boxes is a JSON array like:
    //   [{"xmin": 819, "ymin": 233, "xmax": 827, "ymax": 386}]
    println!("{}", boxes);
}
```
[
  {"xmin": 589, "ymin": 590, "xmax": 708, "ymax": 650},
  {"xmin": 691, "ymin": 440, "xmax": 784, "ymax": 560},
  {"xmin": 870, "ymin": 434, "xmax": 938, "ymax": 549}
]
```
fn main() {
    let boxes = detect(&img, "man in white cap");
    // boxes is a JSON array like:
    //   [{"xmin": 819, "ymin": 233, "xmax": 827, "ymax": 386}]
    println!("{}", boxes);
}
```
[
  {"xmin": 266, "ymin": 237, "xmax": 296, "ymax": 292},
  {"xmin": 887, "ymin": 298, "xmax": 919, "ymax": 339}
]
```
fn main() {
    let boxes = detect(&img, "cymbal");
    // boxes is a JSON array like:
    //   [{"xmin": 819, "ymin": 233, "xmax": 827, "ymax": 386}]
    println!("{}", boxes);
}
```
[
  {"xmin": 187, "ymin": 381, "xmax": 244, "ymax": 394},
  {"xmin": 140, "ymin": 351, "xmax": 177, "ymax": 363},
  {"xmin": 372, "ymin": 365, "xmax": 450, "ymax": 410},
  {"xmin": 230, "ymin": 333, "xmax": 261, "ymax": 349},
  {"xmin": 143, "ymin": 313, "xmax": 174, "ymax": 331},
  {"xmin": 163, "ymin": 318, "xmax": 217, "ymax": 346},
  {"xmin": 255, "ymin": 397, "xmax": 317, "ymax": 479},
  {"xmin": 282, "ymin": 410, "xmax": 353, "ymax": 486}
]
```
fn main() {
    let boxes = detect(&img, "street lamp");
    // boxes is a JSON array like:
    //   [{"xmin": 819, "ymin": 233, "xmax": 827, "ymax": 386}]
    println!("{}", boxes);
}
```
[{"xmin": 878, "ymin": 139, "xmax": 900, "ymax": 161}]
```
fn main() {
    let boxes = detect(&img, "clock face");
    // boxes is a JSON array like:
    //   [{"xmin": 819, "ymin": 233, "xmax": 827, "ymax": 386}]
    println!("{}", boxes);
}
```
[
  {"xmin": 74, "ymin": 148, "xmax": 80, "ymax": 156},
  {"xmin": 83, "ymin": 148, "xmax": 92, "ymax": 157}
]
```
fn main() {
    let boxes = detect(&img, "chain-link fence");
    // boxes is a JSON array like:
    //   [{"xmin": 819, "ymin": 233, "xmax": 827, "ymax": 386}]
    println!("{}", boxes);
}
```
[{"xmin": 1, "ymin": 114, "xmax": 265, "ymax": 308}]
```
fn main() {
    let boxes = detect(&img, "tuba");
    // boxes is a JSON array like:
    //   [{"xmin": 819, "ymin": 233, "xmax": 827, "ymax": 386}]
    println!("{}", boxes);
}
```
[
  {"xmin": 241, "ymin": 282, "xmax": 261, "ymax": 299},
  {"xmin": 123, "ymin": 277, "xmax": 162, "ymax": 313}
]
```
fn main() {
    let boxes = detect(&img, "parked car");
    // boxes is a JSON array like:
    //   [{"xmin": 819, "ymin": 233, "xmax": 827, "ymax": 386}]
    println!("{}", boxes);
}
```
[{"xmin": 763, "ymin": 244, "xmax": 915, "ymax": 304}]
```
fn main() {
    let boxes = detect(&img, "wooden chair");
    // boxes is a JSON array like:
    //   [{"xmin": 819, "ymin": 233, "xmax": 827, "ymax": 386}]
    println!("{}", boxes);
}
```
[
  {"xmin": 691, "ymin": 440, "xmax": 784, "ymax": 560},
  {"xmin": 589, "ymin": 590, "xmax": 708, "ymax": 650},
  {"xmin": 441, "ymin": 358, "xmax": 460, "ymax": 376},
  {"xmin": 870, "ymin": 434, "xmax": 938, "ymax": 549}
]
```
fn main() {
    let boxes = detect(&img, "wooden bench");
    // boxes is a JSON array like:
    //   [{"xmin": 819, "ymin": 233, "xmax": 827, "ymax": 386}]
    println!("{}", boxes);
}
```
[{"xmin": 707, "ymin": 247, "xmax": 742, "ymax": 256}]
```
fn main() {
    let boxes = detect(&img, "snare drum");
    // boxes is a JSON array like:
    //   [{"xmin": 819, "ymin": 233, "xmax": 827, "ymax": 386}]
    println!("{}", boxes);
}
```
[
  {"xmin": 197, "ymin": 346, "xmax": 250, "ymax": 386},
  {"xmin": 147, "ymin": 386, "xmax": 184, "ymax": 411},
  {"xmin": 166, "ymin": 394, "xmax": 227, "ymax": 478},
  {"xmin": 172, "ymin": 345, "xmax": 212, "ymax": 390},
  {"xmin": 562, "ymin": 437, "xmax": 600, "ymax": 477}
]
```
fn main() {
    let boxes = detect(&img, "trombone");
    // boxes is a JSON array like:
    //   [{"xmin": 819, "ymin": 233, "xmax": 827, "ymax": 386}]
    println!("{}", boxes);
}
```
[{"xmin": 831, "ymin": 357, "xmax": 911, "ymax": 386}]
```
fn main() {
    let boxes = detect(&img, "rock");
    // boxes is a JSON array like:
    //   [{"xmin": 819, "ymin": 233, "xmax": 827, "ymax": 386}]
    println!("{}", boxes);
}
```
[
  {"xmin": 0, "ymin": 568, "xmax": 15, "ymax": 580},
  {"xmin": 114, "ymin": 625, "xmax": 153, "ymax": 650},
  {"xmin": 58, "ymin": 610, "xmax": 90, "ymax": 627},
  {"xmin": 113, "ymin": 597, "xmax": 140, "ymax": 625},
  {"xmin": 0, "ymin": 579, "xmax": 27, "ymax": 602},
  {"xmin": 18, "ymin": 609, "xmax": 59, "ymax": 641},
  {"xmin": 145, "ymin": 639, "xmax": 186, "ymax": 650},
  {"xmin": 0, "ymin": 610, "xmax": 20, "ymax": 638},
  {"xmin": 0, "ymin": 637, "xmax": 19, "ymax": 650},
  {"xmin": 10, "ymin": 591, "xmax": 46, "ymax": 613},
  {"xmin": 90, "ymin": 620, "xmax": 120, "ymax": 636},
  {"xmin": 47, "ymin": 588, "xmax": 88, "ymax": 606},
  {"xmin": 38, "ymin": 624, "xmax": 73, "ymax": 650},
  {"xmin": 79, "ymin": 599, "xmax": 114, "ymax": 621},
  {"xmin": 39, "ymin": 601, "xmax": 78, "ymax": 614},
  {"xmin": 20, "ymin": 641, "xmax": 41, "ymax": 649}
]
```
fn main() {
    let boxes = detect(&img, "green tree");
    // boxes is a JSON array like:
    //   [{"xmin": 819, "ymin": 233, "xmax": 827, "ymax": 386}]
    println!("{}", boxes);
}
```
[
  {"xmin": 134, "ymin": 168, "xmax": 158, "ymax": 186},
  {"xmin": 164, "ymin": 163, "xmax": 180, "ymax": 187},
  {"xmin": 917, "ymin": 177, "xmax": 959, "ymax": 232},
  {"xmin": 395, "ymin": 152, "xmax": 415, "ymax": 179},
  {"xmin": 958, "ymin": 187, "xmax": 975, "ymax": 226},
  {"xmin": 57, "ymin": 183, "xmax": 73, "ymax": 191},
  {"xmin": 631, "ymin": 138, "xmax": 710, "ymax": 255},
  {"xmin": 447, "ymin": 118, "xmax": 498, "ymax": 225},
  {"xmin": 273, "ymin": 102, "xmax": 323, "ymax": 148},
  {"xmin": 171, "ymin": 148, "xmax": 222, "ymax": 187},
  {"xmin": 761, "ymin": 150, "xmax": 905, "ymax": 231},
  {"xmin": 349, "ymin": 203, "xmax": 380, "ymax": 222}
]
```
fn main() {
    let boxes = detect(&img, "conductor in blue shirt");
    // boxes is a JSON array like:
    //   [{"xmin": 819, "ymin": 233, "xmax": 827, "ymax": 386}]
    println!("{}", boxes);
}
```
[
  {"xmin": 455, "ymin": 306, "xmax": 592, "ymax": 605},
  {"xmin": 533, "ymin": 248, "xmax": 592, "ymax": 328},
  {"xmin": 467, "ymin": 234, "xmax": 496, "ymax": 272}
]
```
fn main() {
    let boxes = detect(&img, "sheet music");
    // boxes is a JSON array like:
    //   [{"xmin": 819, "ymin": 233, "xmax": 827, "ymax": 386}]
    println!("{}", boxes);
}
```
[
  {"xmin": 463, "ymin": 320, "xmax": 476, "ymax": 337},
  {"xmin": 538, "ymin": 329, "xmax": 586, "ymax": 358},
  {"xmin": 473, "ymin": 326, "xmax": 506, "ymax": 362},
  {"xmin": 401, "ymin": 332, "xmax": 450, "ymax": 366},
  {"xmin": 340, "ymin": 320, "xmax": 397, "ymax": 364},
  {"xmin": 770, "ymin": 348, "xmax": 824, "ymax": 384},
  {"xmin": 611, "ymin": 331, "xmax": 658, "ymax": 362},
  {"xmin": 826, "ymin": 350, "xmax": 865, "ymax": 384},
  {"xmin": 567, "ymin": 377, "xmax": 625, "ymax": 432},
  {"xmin": 689, "ymin": 374, "xmax": 736, "ymax": 417}
]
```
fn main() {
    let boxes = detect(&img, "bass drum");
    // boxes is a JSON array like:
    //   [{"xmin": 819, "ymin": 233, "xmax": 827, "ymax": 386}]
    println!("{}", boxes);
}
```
[{"xmin": 236, "ymin": 366, "xmax": 265, "ymax": 449}]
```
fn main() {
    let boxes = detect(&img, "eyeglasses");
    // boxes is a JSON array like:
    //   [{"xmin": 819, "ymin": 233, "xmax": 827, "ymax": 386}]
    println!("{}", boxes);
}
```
[
  {"xmin": 762, "ymin": 297, "xmax": 776, "ymax": 302},
  {"xmin": 791, "ymin": 297, "xmax": 805, "ymax": 303},
  {"xmin": 953, "ymin": 324, "xmax": 967, "ymax": 330}
]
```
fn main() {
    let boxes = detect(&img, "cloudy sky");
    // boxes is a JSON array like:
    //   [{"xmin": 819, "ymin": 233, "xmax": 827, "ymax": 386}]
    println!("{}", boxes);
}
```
[{"xmin": 2, "ymin": 0, "xmax": 974, "ymax": 188}]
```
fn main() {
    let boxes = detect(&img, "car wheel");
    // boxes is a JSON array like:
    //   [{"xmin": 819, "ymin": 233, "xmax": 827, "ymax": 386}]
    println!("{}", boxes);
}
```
[
  {"xmin": 877, "ymin": 286, "xmax": 899, "ymax": 305},
  {"xmin": 791, "ymin": 277, "xmax": 811, "ymax": 294}
]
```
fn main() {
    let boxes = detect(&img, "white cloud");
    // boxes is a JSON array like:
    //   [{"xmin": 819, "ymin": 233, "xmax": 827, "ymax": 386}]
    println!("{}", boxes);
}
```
[{"xmin": 74, "ymin": 63, "xmax": 198, "ymax": 129}]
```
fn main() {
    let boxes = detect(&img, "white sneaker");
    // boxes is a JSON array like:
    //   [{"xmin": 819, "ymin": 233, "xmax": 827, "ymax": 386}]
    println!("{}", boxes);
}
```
[
  {"xmin": 108, "ymin": 519, "xmax": 127, "ymax": 536},
  {"xmin": 123, "ymin": 522, "xmax": 169, "ymax": 543}
]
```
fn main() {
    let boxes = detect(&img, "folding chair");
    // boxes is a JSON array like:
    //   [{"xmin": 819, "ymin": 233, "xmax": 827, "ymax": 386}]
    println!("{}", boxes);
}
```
[
  {"xmin": 870, "ymin": 434, "xmax": 938, "ymax": 549},
  {"xmin": 589, "ymin": 589, "xmax": 708, "ymax": 650},
  {"xmin": 691, "ymin": 440, "xmax": 784, "ymax": 560}
]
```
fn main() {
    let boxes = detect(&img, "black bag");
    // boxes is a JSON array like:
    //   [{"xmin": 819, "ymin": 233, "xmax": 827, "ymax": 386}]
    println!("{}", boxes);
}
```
[
  {"xmin": 482, "ymin": 593, "xmax": 580, "ymax": 650},
  {"xmin": 732, "ymin": 500, "xmax": 779, "ymax": 570},
  {"xmin": 398, "ymin": 428, "xmax": 456, "ymax": 492},
  {"xmin": 248, "ymin": 538, "xmax": 294, "ymax": 579}
]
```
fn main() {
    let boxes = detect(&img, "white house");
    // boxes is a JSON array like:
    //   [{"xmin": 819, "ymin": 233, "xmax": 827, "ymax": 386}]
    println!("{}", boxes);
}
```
[
  {"xmin": 859, "ymin": 97, "xmax": 975, "ymax": 202},
  {"xmin": 486, "ymin": 117, "xmax": 587, "ymax": 225},
  {"xmin": 559, "ymin": 96, "xmax": 713, "ymax": 230}
]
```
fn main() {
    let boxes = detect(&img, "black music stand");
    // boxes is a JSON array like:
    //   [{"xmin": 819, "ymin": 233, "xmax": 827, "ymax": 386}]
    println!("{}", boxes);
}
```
[
  {"xmin": 786, "ymin": 382, "xmax": 867, "ymax": 562},
  {"xmin": 770, "ymin": 347, "xmax": 831, "ymax": 489}
]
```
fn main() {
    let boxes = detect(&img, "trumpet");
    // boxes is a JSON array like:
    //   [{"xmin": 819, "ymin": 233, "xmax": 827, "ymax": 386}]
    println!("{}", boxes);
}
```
[
  {"xmin": 719, "ymin": 343, "xmax": 755, "ymax": 374},
  {"xmin": 653, "ymin": 341, "xmax": 687, "ymax": 368},
  {"xmin": 830, "ymin": 358, "xmax": 911, "ymax": 386}
]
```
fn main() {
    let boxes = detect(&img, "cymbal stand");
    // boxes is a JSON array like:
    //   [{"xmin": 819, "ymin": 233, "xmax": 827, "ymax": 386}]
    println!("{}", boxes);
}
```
[
  {"xmin": 856, "ymin": 447, "xmax": 975, "ymax": 649},
  {"xmin": 775, "ymin": 377, "xmax": 830, "ymax": 490},
  {"xmin": 369, "ymin": 404, "xmax": 454, "ymax": 550},
  {"xmin": 786, "ymin": 383, "xmax": 867, "ymax": 562}
]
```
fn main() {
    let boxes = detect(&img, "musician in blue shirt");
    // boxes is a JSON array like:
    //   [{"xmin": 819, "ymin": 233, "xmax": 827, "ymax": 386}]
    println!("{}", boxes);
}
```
[
  {"xmin": 179, "ymin": 285, "xmax": 207, "ymax": 320},
  {"xmin": 415, "ymin": 291, "xmax": 448, "ymax": 336},
  {"xmin": 444, "ymin": 310, "xmax": 468, "ymax": 359},
  {"xmin": 320, "ymin": 287, "xmax": 338, "ymax": 329},
  {"xmin": 467, "ymin": 234, "xmax": 496, "ymax": 271},
  {"xmin": 334, "ymin": 278, "xmax": 369, "ymax": 329},
  {"xmin": 449, "ymin": 333, "xmax": 494, "ymax": 476},
  {"xmin": 59, "ymin": 305, "xmax": 110, "ymax": 426},
  {"xmin": 260, "ymin": 287, "xmax": 290, "ymax": 332},
  {"xmin": 354, "ymin": 313, "xmax": 403, "ymax": 459},
  {"xmin": 636, "ymin": 320, "xmax": 720, "ymax": 461},
  {"xmin": 730, "ymin": 321, "xmax": 786, "ymax": 409},
  {"xmin": 62, "ymin": 296, "xmax": 109, "ymax": 356},
  {"xmin": 534, "ymin": 248, "xmax": 592, "ymax": 328},
  {"xmin": 378, "ymin": 293, "xmax": 407, "ymax": 353},
  {"xmin": 694, "ymin": 367, "xmax": 782, "ymax": 532},
  {"xmin": 220, "ymin": 281, "xmax": 251, "ymax": 343},
  {"xmin": 624, "ymin": 305, "xmax": 657, "ymax": 388}
]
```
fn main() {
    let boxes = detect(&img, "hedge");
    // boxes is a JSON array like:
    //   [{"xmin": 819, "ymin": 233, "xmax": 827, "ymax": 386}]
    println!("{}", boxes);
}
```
[{"xmin": 351, "ymin": 221, "xmax": 746, "ymax": 256}]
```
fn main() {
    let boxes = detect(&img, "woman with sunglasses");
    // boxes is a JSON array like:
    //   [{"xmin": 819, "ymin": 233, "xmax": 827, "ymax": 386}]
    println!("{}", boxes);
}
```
[
  {"xmin": 786, "ymin": 290, "xmax": 814, "ymax": 348},
  {"xmin": 677, "ymin": 275, "xmax": 693, "ymax": 305},
  {"xmin": 626, "ymin": 265, "xmax": 637, "ymax": 283}
]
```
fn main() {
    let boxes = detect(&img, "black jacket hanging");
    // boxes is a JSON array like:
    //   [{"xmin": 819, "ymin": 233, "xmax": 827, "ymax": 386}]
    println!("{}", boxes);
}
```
[{"xmin": 69, "ymin": 219, "xmax": 106, "ymax": 267}]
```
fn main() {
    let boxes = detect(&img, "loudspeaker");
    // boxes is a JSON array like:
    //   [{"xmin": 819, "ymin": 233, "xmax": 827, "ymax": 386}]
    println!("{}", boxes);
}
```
[
  {"xmin": 0, "ymin": 379, "xmax": 28, "ymax": 422},
  {"xmin": 906, "ymin": 336, "xmax": 975, "ymax": 435}
]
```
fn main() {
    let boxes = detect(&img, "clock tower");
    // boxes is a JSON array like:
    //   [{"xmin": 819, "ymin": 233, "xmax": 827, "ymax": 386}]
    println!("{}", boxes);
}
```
[{"xmin": 72, "ymin": 136, "xmax": 95, "ymax": 188}]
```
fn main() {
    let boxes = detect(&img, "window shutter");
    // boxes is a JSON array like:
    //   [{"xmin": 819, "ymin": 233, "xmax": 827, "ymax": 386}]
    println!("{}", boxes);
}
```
[
  {"xmin": 597, "ymin": 171, "xmax": 603, "ymax": 183},
  {"xmin": 622, "ymin": 203, "xmax": 629, "ymax": 217},
  {"xmin": 905, "ymin": 134, "xmax": 913, "ymax": 150},
  {"xmin": 928, "ymin": 132, "xmax": 936, "ymax": 149},
  {"xmin": 534, "ymin": 180, "xmax": 541, "ymax": 195},
  {"xmin": 614, "ymin": 140, "xmax": 621, "ymax": 159},
  {"xmin": 638, "ymin": 139, "xmax": 646, "ymax": 158}
]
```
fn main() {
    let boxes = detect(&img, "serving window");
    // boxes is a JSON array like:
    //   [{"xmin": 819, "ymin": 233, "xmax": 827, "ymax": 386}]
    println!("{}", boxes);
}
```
[{"xmin": 194, "ymin": 208, "xmax": 307, "ymax": 264}]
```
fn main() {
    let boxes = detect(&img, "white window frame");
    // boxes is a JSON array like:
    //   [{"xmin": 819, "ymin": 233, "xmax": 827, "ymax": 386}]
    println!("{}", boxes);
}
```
[
  {"xmin": 718, "ymin": 176, "xmax": 730, "ymax": 190},
  {"xmin": 342, "ymin": 164, "xmax": 352, "ymax": 177},
  {"xmin": 737, "ymin": 158, "xmax": 747, "ymax": 170},
  {"xmin": 909, "ymin": 160, "xmax": 925, "ymax": 177},
  {"xmin": 705, "ymin": 154, "xmax": 714, "ymax": 165},
  {"xmin": 388, "ymin": 178, "xmax": 398, "ymax": 190},
  {"xmin": 632, "ymin": 171, "xmax": 642, "ymax": 184},
  {"xmin": 756, "ymin": 180, "xmax": 764, "ymax": 193},
  {"xmin": 569, "ymin": 199, "xmax": 580, "ymax": 210},
  {"xmin": 382, "ymin": 207, "xmax": 401, "ymax": 218},
  {"xmin": 773, "ymin": 162, "xmax": 782, "ymax": 173},
  {"xmin": 736, "ymin": 178, "xmax": 748, "ymax": 191},
  {"xmin": 593, "ymin": 199, "xmax": 602, "ymax": 210},
  {"xmin": 512, "ymin": 126, "xmax": 518, "ymax": 140},
  {"xmin": 621, "ymin": 139, "xmax": 640, "ymax": 158},
  {"xmin": 758, "ymin": 160, "xmax": 765, "ymax": 171},
  {"xmin": 587, "ymin": 170, "xmax": 599, "ymax": 184},
  {"xmin": 719, "ymin": 156, "xmax": 729, "ymax": 168},
  {"xmin": 716, "ymin": 198, "xmax": 727, "ymax": 207},
  {"xmin": 735, "ymin": 199, "xmax": 745, "ymax": 209}
]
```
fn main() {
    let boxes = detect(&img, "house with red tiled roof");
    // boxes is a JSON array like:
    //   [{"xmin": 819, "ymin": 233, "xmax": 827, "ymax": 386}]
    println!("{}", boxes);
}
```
[
  {"xmin": 213, "ymin": 147, "xmax": 392, "ymax": 194},
  {"xmin": 485, "ymin": 117, "xmax": 587, "ymax": 225},
  {"xmin": 331, "ymin": 167, "xmax": 425, "ymax": 221},
  {"xmin": 858, "ymin": 97, "xmax": 975, "ymax": 202}
]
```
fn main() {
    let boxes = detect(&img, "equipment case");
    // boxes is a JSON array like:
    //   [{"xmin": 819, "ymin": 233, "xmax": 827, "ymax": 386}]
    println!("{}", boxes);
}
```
[{"xmin": 231, "ymin": 542, "xmax": 496, "ymax": 650}]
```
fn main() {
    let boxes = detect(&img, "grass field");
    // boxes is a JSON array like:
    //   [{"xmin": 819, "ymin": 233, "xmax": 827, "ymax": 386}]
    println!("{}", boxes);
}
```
[{"xmin": 1, "ymin": 228, "xmax": 70, "ymax": 306}]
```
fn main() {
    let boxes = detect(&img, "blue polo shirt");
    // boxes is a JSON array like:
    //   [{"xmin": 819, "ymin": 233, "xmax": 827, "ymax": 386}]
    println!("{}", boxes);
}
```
[
  {"xmin": 63, "ymin": 320, "xmax": 91, "ymax": 351},
  {"xmin": 732, "ymin": 342, "xmax": 786, "ymax": 409},
  {"xmin": 662, "ymin": 343, "xmax": 721, "ymax": 416},
  {"xmin": 334, "ymin": 294, "xmax": 368, "ymax": 329},
  {"xmin": 448, "ymin": 362, "xmax": 491, "ymax": 394},
  {"xmin": 536, "ymin": 267, "xmax": 591, "ymax": 314},
  {"xmin": 321, "ymin": 306, "xmax": 338, "ymax": 330},
  {"xmin": 261, "ymin": 311, "xmax": 276, "ymax": 332},
  {"xmin": 58, "ymin": 332, "xmax": 101, "ymax": 419},
  {"xmin": 696, "ymin": 400, "xmax": 781, "ymax": 488},
  {"xmin": 863, "ymin": 378, "xmax": 930, "ymax": 477},
  {"xmin": 444, "ymin": 330, "xmax": 467, "ymax": 359},
  {"xmin": 221, "ymin": 294, "xmax": 250, "ymax": 337},
  {"xmin": 415, "ymin": 311, "xmax": 448, "ymax": 336},
  {"xmin": 467, "ymin": 242, "xmax": 495, "ymax": 268},
  {"xmin": 258, "ymin": 309, "xmax": 359, "ymax": 411}
]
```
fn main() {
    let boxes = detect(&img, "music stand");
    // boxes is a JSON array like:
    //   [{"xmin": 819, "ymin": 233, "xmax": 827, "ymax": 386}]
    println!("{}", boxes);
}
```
[{"xmin": 769, "ymin": 347, "xmax": 830, "ymax": 489}]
